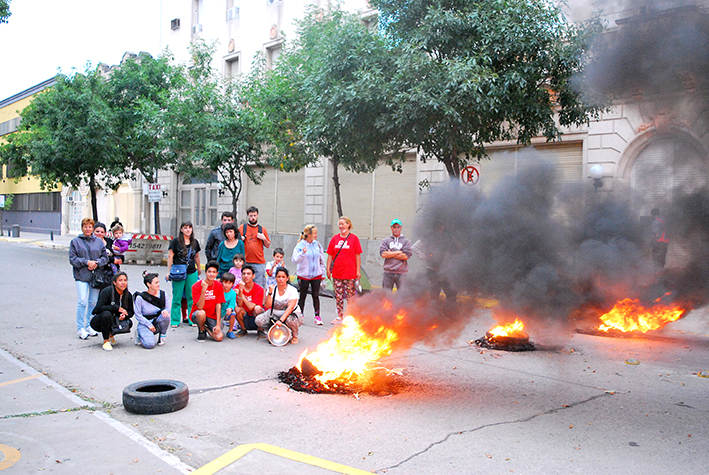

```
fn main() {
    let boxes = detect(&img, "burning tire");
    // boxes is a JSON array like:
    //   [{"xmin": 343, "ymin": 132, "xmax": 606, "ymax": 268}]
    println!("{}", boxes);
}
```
[{"xmin": 122, "ymin": 380, "xmax": 189, "ymax": 415}]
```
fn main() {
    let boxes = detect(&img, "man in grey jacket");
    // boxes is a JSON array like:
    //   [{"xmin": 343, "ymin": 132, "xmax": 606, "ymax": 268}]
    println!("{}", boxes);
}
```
[{"xmin": 379, "ymin": 219, "xmax": 413, "ymax": 291}]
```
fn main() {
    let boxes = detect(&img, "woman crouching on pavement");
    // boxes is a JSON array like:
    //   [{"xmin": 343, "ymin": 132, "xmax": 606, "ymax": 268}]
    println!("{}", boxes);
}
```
[
  {"xmin": 90, "ymin": 272, "xmax": 134, "ymax": 351},
  {"xmin": 256, "ymin": 267, "xmax": 303, "ymax": 344},
  {"xmin": 133, "ymin": 271, "xmax": 170, "ymax": 349}
]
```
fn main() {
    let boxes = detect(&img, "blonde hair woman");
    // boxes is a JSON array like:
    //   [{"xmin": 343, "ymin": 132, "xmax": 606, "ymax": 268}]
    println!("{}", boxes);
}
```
[
  {"xmin": 292, "ymin": 225, "xmax": 327, "ymax": 325},
  {"xmin": 325, "ymin": 217, "xmax": 362, "ymax": 324}
]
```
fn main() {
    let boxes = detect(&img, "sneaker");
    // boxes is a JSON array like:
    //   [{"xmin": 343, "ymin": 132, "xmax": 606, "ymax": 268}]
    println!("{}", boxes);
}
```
[
  {"xmin": 134, "ymin": 333, "xmax": 141, "ymax": 345},
  {"xmin": 102, "ymin": 342, "xmax": 113, "ymax": 351},
  {"xmin": 236, "ymin": 329, "xmax": 248, "ymax": 337},
  {"xmin": 157, "ymin": 334, "xmax": 166, "ymax": 346},
  {"xmin": 314, "ymin": 316, "xmax": 323, "ymax": 325},
  {"xmin": 197, "ymin": 330, "xmax": 207, "ymax": 342},
  {"xmin": 182, "ymin": 318, "xmax": 189, "ymax": 324},
  {"xmin": 78, "ymin": 328, "xmax": 90, "ymax": 340},
  {"xmin": 257, "ymin": 329, "xmax": 267, "ymax": 339},
  {"xmin": 226, "ymin": 331, "xmax": 236, "ymax": 339},
  {"xmin": 331, "ymin": 317, "xmax": 343, "ymax": 325},
  {"xmin": 109, "ymin": 336, "xmax": 117, "ymax": 345},
  {"xmin": 86, "ymin": 327, "xmax": 98, "ymax": 337},
  {"xmin": 291, "ymin": 337, "xmax": 299, "ymax": 344}
]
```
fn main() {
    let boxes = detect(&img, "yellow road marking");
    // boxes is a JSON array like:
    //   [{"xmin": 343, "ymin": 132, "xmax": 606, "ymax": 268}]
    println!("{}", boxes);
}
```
[
  {"xmin": 0, "ymin": 374, "xmax": 42, "ymax": 388},
  {"xmin": 0, "ymin": 444, "xmax": 21, "ymax": 470},
  {"xmin": 192, "ymin": 443, "xmax": 372, "ymax": 475}
]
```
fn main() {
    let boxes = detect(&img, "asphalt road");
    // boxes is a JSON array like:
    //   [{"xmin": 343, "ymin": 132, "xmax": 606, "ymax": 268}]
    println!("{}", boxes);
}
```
[{"xmin": 1, "ymin": 241, "xmax": 708, "ymax": 474}]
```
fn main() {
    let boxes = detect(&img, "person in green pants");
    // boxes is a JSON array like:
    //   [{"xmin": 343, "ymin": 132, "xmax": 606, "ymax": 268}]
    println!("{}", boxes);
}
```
[{"xmin": 166, "ymin": 221, "xmax": 202, "ymax": 326}]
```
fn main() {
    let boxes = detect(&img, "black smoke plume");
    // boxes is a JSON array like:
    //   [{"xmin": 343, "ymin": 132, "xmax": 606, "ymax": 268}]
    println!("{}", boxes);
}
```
[
  {"xmin": 350, "ymin": 157, "xmax": 709, "ymax": 348},
  {"xmin": 582, "ymin": 1, "xmax": 709, "ymax": 100}
]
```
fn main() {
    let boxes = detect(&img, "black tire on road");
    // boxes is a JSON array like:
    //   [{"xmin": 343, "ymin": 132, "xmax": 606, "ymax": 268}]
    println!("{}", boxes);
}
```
[{"xmin": 122, "ymin": 380, "xmax": 189, "ymax": 415}]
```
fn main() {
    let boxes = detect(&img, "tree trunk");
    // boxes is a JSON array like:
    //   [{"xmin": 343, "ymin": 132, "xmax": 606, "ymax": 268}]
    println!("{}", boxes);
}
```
[
  {"xmin": 331, "ymin": 156, "xmax": 343, "ymax": 218},
  {"xmin": 89, "ymin": 176, "xmax": 99, "ymax": 222}
]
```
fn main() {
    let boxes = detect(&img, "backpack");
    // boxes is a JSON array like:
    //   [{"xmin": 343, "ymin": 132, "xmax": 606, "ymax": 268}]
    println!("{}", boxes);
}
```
[{"xmin": 241, "ymin": 223, "xmax": 263, "ymax": 241}]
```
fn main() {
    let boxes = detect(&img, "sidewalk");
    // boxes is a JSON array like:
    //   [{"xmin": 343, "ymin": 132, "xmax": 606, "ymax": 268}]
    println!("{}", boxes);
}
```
[
  {"xmin": 0, "ymin": 347, "xmax": 191, "ymax": 474},
  {"xmin": 0, "ymin": 230, "xmax": 72, "ymax": 250}
]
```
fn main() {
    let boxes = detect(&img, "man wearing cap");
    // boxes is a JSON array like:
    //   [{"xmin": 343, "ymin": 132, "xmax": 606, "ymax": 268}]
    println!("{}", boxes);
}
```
[{"xmin": 379, "ymin": 219, "xmax": 413, "ymax": 291}]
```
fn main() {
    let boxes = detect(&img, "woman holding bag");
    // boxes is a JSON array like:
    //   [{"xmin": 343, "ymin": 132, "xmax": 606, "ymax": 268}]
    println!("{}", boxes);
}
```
[
  {"xmin": 292, "ymin": 224, "xmax": 326, "ymax": 325},
  {"xmin": 166, "ymin": 221, "xmax": 202, "ymax": 327},
  {"xmin": 326, "ymin": 216, "xmax": 362, "ymax": 325},
  {"xmin": 90, "ymin": 272, "xmax": 134, "ymax": 351},
  {"xmin": 70, "ymin": 218, "xmax": 109, "ymax": 339}
]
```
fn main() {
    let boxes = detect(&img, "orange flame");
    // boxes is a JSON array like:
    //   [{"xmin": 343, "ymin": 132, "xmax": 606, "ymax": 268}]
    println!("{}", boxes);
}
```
[
  {"xmin": 296, "ymin": 315, "xmax": 399, "ymax": 389},
  {"xmin": 597, "ymin": 298, "xmax": 685, "ymax": 333},
  {"xmin": 488, "ymin": 318, "xmax": 525, "ymax": 337}
]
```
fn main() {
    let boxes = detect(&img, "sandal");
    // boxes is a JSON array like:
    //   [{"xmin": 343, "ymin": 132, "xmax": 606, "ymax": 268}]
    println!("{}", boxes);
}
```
[
  {"xmin": 290, "ymin": 337, "xmax": 299, "ymax": 344},
  {"xmin": 331, "ymin": 317, "xmax": 342, "ymax": 325}
]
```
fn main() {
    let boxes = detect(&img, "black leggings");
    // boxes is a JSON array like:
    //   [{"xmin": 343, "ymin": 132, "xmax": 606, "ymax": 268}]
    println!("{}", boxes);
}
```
[{"xmin": 298, "ymin": 278, "xmax": 321, "ymax": 317}]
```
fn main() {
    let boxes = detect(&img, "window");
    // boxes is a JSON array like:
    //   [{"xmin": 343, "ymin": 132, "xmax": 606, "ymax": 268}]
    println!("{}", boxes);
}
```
[
  {"xmin": 0, "ymin": 117, "xmax": 21, "ymax": 136},
  {"xmin": 266, "ymin": 43, "xmax": 282, "ymax": 69},
  {"xmin": 225, "ymin": 56, "xmax": 240, "ymax": 77},
  {"xmin": 5, "ymin": 158, "xmax": 23, "ymax": 179},
  {"xmin": 180, "ymin": 190, "xmax": 191, "ymax": 224}
]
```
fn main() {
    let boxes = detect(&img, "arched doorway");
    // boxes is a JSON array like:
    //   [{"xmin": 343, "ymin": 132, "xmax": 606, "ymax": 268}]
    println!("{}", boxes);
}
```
[{"xmin": 630, "ymin": 135, "xmax": 708, "ymax": 266}]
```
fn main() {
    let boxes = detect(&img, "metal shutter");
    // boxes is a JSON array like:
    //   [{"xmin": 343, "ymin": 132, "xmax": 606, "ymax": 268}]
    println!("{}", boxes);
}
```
[
  {"xmin": 245, "ymin": 167, "xmax": 276, "ymax": 230},
  {"xmin": 274, "ymin": 168, "xmax": 306, "ymax": 234},
  {"xmin": 372, "ymin": 158, "xmax": 418, "ymax": 239}
]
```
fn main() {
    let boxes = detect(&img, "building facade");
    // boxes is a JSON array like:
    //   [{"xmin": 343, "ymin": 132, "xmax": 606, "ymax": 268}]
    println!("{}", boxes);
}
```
[
  {"xmin": 4, "ymin": 1, "xmax": 706, "ymax": 281},
  {"xmin": 0, "ymin": 79, "xmax": 62, "ymax": 234}
]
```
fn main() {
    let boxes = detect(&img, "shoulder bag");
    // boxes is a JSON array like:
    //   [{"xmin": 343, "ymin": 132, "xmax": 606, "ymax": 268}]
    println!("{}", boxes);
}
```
[
  {"xmin": 79, "ymin": 238, "xmax": 114, "ymax": 289},
  {"xmin": 170, "ymin": 247, "xmax": 193, "ymax": 281},
  {"xmin": 110, "ymin": 287, "xmax": 133, "ymax": 334}
]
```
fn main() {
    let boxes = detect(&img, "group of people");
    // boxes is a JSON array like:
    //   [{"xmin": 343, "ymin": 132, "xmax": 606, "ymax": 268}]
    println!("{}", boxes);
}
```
[
  {"xmin": 69, "ymin": 217, "xmax": 166, "ymax": 351},
  {"xmin": 70, "ymin": 205, "xmax": 419, "ymax": 351}
]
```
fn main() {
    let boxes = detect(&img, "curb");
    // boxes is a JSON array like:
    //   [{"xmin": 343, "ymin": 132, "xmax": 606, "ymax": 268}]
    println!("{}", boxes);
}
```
[{"xmin": 0, "ymin": 236, "xmax": 70, "ymax": 251}]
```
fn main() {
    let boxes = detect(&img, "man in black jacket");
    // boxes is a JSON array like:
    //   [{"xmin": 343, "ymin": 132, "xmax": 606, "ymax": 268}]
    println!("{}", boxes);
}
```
[{"xmin": 205, "ymin": 211, "xmax": 235, "ymax": 261}]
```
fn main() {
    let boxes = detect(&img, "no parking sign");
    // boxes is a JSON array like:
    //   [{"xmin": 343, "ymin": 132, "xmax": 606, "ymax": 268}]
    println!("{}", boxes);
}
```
[{"xmin": 461, "ymin": 166, "xmax": 480, "ymax": 185}]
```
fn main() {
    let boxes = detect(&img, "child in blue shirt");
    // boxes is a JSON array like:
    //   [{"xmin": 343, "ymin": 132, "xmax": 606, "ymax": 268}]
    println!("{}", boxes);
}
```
[{"xmin": 220, "ymin": 272, "xmax": 239, "ymax": 338}]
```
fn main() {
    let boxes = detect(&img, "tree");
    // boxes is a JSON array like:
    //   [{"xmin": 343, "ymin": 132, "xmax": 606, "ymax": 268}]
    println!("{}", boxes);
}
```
[
  {"xmin": 370, "ymin": 0, "xmax": 605, "ymax": 178},
  {"xmin": 106, "ymin": 51, "xmax": 183, "ymax": 233},
  {"xmin": 253, "ymin": 7, "xmax": 403, "ymax": 217},
  {"xmin": 1, "ymin": 70, "xmax": 125, "ymax": 220},
  {"xmin": 0, "ymin": 0, "xmax": 11, "ymax": 24},
  {"xmin": 161, "ymin": 41, "xmax": 267, "ymax": 216}
]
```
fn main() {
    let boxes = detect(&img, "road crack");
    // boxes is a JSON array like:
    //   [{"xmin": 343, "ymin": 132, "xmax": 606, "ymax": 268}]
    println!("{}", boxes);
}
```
[{"xmin": 377, "ymin": 392, "xmax": 611, "ymax": 473}]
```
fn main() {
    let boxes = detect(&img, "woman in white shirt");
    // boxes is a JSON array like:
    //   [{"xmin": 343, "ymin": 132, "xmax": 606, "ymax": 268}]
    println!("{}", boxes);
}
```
[{"xmin": 255, "ymin": 266, "xmax": 303, "ymax": 344}]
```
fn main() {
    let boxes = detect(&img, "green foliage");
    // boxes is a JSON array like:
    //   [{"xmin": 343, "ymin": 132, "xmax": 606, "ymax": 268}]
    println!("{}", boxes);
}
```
[
  {"xmin": 12, "ymin": 71, "xmax": 125, "ymax": 190},
  {"xmin": 105, "ymin": 51, "xmax": 182, "ymax": 183},
  {"xmin": 370, "ymin": 0, "xmax": 606, "ymax": 177},
  {"xmin": 0, "ymin": 0, "xmax": 11, "ymax": 24},
  {"xmin": 0, "ymin": 193, "xmax": 12, "ymax": 210},
  {"xmin": 160, "ymin": 40, "xmax": 267, "ymax": 214},
  {"xmin": 254, "ymin": 6, "xmax": 403, "ymax": 173}
]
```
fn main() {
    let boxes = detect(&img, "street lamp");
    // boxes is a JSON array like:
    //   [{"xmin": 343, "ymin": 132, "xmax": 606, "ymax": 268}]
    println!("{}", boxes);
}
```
[{"xmin": 589, "ymin": 164, "xmax": 604, "ymax": 190}]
